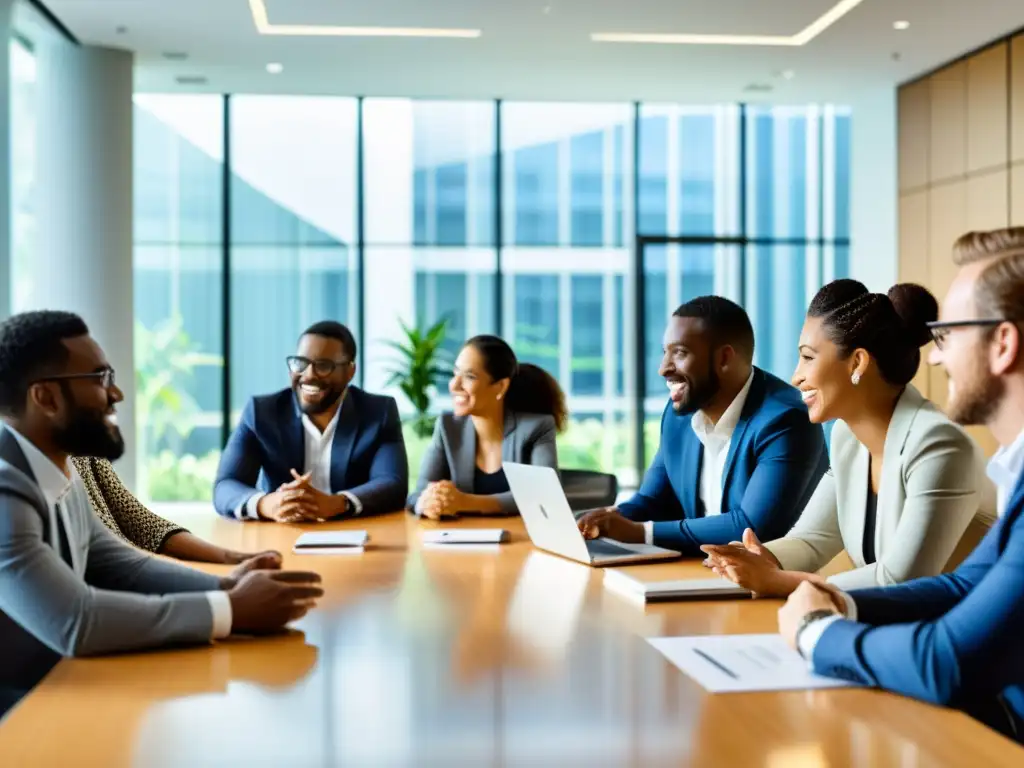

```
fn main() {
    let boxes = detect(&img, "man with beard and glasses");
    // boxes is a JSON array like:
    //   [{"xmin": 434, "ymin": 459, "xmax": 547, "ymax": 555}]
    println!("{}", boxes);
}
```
[
  {"xmin": 0, "ymin": 311, "xmax": 323, "ymax": 717},
  {"xmin": 778, "ymin": 227, "xmax": 1024, "ymax": 742},
  {"xmin": 577, "ymin": 296, "xmax": 828, "ymax": 555},
  {"xmin": 214, "ymin": 320, "xmax": 408, "ymax": 522}
]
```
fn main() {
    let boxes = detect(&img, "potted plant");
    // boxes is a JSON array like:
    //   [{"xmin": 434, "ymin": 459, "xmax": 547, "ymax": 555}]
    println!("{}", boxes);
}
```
[{"xmin": 383, "ymin": 316, "xmax": 452, "ymax": 439}]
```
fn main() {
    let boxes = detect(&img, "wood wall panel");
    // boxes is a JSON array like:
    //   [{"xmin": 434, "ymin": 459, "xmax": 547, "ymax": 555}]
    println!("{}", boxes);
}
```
[
  {"xmin": 1013, "ymin": 164, "xmax": 1024, "ymax": 224},
  {"xmin": 899, "ymin": 80, "xmax": 931, "ymax": 191},
  {"xmin": 926, "ymin": 181, "xmax": 967, "ymax": 413},
  {"xmin": 967, "ymin": 169, "xmax": 1010, "ymax": 230},
  {"xmin": 1012, "ymin": 35, "xmax": 1024, "ymax": 163},
  {"xmin": 899, "ymin": 192, "xmax": 931, "ymax": 398},
  {"xmin": 899, "ymin": 33, "xmax": 1019, "ymax": 458},
  {"xmin": 930, "ymin": 63, "xmax": 968, "ymax": 183},
  {"xmin": 967, "ymin": 44, "xmax": 1009, "ymax": 172},
  {"xmin": 928, "ymin": 182, "xmax": 967, "ymax": 296}
]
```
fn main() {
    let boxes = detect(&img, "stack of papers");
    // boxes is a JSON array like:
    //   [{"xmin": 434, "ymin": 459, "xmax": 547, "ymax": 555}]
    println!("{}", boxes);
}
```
[{"xmin": 603, "ymin": 569, "xmax": 751, "ymax": 603}]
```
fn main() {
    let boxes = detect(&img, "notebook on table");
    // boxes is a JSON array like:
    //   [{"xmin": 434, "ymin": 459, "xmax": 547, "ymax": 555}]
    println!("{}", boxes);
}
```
[
  {"xmin": 421, "ymin": 529, "xmax": 510, "ymax": 545},
  {"xmin": 292, "ymin": 530, "xmax": 369, "ymax": 554},
  {"xmin": 603, "ymin": 569, "xmax": 751, "ymax": 603}
]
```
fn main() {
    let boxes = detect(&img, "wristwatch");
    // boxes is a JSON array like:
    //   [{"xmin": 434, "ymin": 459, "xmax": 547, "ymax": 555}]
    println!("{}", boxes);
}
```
[{"xmin": 794, "ymin": 609, "xmax": 839, "ymax": 659}]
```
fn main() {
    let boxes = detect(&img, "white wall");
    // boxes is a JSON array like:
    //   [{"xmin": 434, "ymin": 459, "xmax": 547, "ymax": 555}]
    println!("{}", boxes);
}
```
[{"xmin": 848, "ymin": 87, "xmax": 899, "ymax": 292}]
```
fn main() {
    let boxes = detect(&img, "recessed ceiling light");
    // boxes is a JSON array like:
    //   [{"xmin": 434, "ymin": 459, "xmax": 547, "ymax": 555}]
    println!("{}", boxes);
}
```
[
  {"xmin": 781, "ymin": 69, "xmax": 795, "ymax": 80},
  {"xmin": 893, "ymin": 20, "xmax": 910, "ymax": 31},
  {"xmin": 248, "ymin": 0, "xmax": 481, "ymax": 38},
  {"xmin": 266, "ymin": 62, "xmax": 283, "ymax": 74},
  {"xmin": 592, "ymin": 0, "xmax": 864, "ymax": 46},
  {"xmin": 175, "ymin": 75, "xmax": 208, "ymax": 86}
]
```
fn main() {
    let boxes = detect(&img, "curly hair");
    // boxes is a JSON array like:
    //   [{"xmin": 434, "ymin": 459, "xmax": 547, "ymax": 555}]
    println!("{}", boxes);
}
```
[
  {"xmin": 673, "ymin": 295, "xmax": 755, "ymax": 361},
  {"xmin": 0, "ymin": 310, "xmax": 90, "ymax": 415}
]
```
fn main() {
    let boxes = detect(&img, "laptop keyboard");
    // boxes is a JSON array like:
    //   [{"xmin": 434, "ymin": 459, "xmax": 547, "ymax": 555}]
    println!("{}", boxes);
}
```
[{"xmin": 585, "ymin": 539, "xmax": 637, "ymax": 557}]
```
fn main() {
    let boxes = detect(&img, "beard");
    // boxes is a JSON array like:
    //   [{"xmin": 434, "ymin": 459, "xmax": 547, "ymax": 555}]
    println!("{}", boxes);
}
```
[
  {"xmin": 54, "ymin": 390, "xmax": 125, "ymax": 460},
  {"xmin": 292, "ymin": 380, "xmax": 346, "ymax": 416},
  {"xmin": 670, "ymin": 358, "xmax": 721, "ymax": 416},
  {"xmin": 946, "ymin": 357, "xmax": 1004, "ymax": 427}
]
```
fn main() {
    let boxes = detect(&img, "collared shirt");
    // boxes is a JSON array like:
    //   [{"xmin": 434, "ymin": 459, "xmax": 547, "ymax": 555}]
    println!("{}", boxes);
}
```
[
  {"xmin": 798, "ymin": 428, "xmax": 1024, "ymax": 664},
  {"xmin": 644, "ymin": 371, "xmax": 756, "ymax": 545},
  {"xmin": 7, "ymin": 428, "xmax": 231, "ymax": 639},
  {"xmin": 239, "ymin": 391, "xmax": 363, "ymax": 520},
  {"xmin": 987, "ymin": 428, "xmax": 1024, "ymax": 518}
]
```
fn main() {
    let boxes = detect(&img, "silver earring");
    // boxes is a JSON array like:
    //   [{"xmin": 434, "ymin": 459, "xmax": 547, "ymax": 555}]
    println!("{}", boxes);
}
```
[{"xmin": 851, "ymin": 372, "xmax": 861, "ymax": 386}]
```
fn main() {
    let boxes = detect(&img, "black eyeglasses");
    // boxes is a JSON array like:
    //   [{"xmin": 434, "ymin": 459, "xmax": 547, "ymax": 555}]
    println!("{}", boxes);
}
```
[
  {"xmin": 36, "ymin": 368, "xmax": 117, "ymax": 389},
  {"xmin": 926, "ymin": 319, "xmax": 1008, "ymax": 350},
  {"xmin": 286, "ymin": 356, "xmax": 351, "ymax": 377}
]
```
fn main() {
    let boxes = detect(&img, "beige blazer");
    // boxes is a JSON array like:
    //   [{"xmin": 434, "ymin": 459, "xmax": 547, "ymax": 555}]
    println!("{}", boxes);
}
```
[{"xmin": 765, "ymin": 385, "xmax": 997, "ymax": 590}]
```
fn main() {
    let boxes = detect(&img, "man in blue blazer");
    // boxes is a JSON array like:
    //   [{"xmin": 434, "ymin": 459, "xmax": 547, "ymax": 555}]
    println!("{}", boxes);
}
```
[
  {"xmin": 578, "ymin": 296, "xmax": 828, "ymax": 556},
  {"xmin": 779, "ymin": 229, "xmax": 1024, "ymax": 741},
  {"xmin": 214, "ymin": 321, "xmax": 408, "ymax": 521}
]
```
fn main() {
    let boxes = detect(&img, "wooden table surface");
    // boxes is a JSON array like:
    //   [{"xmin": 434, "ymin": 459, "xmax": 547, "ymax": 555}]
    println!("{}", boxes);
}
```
[{"xmin": 0, "ymin": 511, "xmax": 1020, "ymax": 767}]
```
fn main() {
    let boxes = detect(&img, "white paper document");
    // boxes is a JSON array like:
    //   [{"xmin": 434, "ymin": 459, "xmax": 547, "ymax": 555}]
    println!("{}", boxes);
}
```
[{"xmin": 648, "ymin": 634, "xmax": 859, "ymax": 693}]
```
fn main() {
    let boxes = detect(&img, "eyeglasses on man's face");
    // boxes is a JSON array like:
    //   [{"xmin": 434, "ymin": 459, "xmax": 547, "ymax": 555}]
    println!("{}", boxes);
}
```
[
  {"xmin": 926, "ymin": 319, "xmax": 1009, "ymax": 350},
  {"xmin": 34, "ymin": 368, "xmax": 117, "ymax": 389},
  {"xmin": 286, "ymin": 356, "xmax": 351, "ymax": 377}
]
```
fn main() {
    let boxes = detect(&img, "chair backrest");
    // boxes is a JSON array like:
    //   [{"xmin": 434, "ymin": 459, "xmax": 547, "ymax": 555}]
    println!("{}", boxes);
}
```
[{"xmin": 560, "ymin": 468, "xmax": 618, "ymax": 511}]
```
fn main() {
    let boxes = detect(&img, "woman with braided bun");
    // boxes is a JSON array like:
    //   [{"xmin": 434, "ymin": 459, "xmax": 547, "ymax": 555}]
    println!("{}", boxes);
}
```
[{"xmin": 702, "ymin": 279, "xmax": 996, "ymax": 597}]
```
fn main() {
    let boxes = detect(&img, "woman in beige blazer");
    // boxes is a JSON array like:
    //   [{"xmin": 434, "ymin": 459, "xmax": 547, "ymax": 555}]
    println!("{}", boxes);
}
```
[{"xmin": 703, "ymin": 279, "xmax": 995, "ymax": 594}]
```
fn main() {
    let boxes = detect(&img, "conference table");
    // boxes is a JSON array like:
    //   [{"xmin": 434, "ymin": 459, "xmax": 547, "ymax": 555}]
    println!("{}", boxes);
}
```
[{"xmin": 0, "ymin": 511, "xmax": 1020, "ymax": 767}]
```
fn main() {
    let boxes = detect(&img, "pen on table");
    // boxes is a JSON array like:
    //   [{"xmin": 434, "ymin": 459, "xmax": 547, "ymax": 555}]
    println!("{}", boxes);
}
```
[{"xmin": 693, "ymin": 647, "xmax": 739, "ymax": 680}]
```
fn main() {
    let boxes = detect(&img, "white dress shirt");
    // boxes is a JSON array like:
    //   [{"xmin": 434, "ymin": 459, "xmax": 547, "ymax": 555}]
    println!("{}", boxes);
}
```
[
  {"xmin": 239, "ymin": 393, "xmax": 363, "ymax": 520},
  {"xmin": 798, "ymin": 427, "xmax": 1024, "ymax": 664},
  {"xmin": 643, "ymin": 372, "xmax": 756, "ymax": 545},
  {"xmin": 987, "ymin": 428, "xmax": 1024, "ymax": 518},
  {"xmin": 8, "ymin": 429, "xmax": 232, "ymax": 639}
]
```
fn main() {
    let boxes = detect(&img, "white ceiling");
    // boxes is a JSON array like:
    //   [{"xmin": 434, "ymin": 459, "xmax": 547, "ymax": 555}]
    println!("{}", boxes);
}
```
[{"xmin": 42, "ymin": 1, "xmax": 1024, "ymax": 102}]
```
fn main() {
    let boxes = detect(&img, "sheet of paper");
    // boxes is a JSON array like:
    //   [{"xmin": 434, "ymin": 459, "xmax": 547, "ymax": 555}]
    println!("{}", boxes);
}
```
[{"xmin": 648, "ymin": 634, "xmax": 858, "ymax": 693}]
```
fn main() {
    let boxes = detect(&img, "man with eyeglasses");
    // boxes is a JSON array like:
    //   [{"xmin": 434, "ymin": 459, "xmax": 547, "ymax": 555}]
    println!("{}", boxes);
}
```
[
  {"xmin": 0, "ymin": 311, "xmax": 323, "ymax": 716},
  {"xmin": 214, "ymin": 320, "xmax": 408, "ymax": 522},
  {"xmin": 776, "ymin": 227, "xmax": 1024, "ymax": 742}
]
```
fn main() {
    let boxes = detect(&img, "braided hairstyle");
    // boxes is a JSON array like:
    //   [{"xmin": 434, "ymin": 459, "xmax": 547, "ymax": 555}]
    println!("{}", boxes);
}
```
[{"xmin": 807, "ymin": 279, "xmax": 938, "ymax": 387}]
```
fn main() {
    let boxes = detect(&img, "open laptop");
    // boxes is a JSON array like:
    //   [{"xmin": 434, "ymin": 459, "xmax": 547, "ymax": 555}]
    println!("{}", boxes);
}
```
[{"xmin": 504, "ymin": 463, "xmax": 680, "ymax": 567}]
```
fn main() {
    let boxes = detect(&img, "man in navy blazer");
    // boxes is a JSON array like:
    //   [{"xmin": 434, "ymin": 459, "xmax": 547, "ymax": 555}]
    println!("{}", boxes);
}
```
[
  {"xmin": 578, "ymin": 297, "xmax": 828, "ymax": 556},
  {"xmin": 779, "ymin": 229, "xmax": 1024, "ymax": 741},
  {"xmin": 214, "ymin": 321, "xmax": 408, "ymax": 521}
]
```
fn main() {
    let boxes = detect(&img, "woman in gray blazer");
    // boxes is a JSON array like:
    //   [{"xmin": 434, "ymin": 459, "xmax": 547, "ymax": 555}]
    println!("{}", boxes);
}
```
[
  {"xmin": 408, "ymin": 335, "xmax": 567, "ymax": 518},
  {"xmin": 703, "ymin": 279, "xmax": 996, "ymax": 594}
]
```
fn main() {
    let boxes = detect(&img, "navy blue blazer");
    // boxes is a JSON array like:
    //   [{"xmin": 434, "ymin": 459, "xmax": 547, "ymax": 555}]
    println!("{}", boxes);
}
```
[
  {"xmin": 213, "ymin": 386, "xmax": 408, "ymax": 518},
  {"xmin": 813, "ymin": 472, "xmax": 1024, "ymax": 742},
  {"xmin": 618, "ymin": 368, "xmax": 828, "ymax": 555}
]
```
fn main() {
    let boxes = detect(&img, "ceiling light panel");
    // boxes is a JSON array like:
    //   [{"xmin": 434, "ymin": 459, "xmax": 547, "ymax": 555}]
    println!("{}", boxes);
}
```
[
  {"xmin": 249, "ymin": 0, "xmax": 482, "ymax": 38},
  {"xmin": 592, "ymin": 0, "xmax": 865, "ymax": 46}
]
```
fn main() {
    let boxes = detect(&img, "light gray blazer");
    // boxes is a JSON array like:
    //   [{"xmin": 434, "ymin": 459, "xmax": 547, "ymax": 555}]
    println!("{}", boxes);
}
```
[
  {"xmin": 765, "ymin": 386, "xmax": 997, "ymax": 590},
  {"xmin": 407, "ymin": 410, "xmax": 558, "ymax": 515},
  {"xmin": 0, "ymin": 426, "xmax": 217, "ymax": 708}
]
